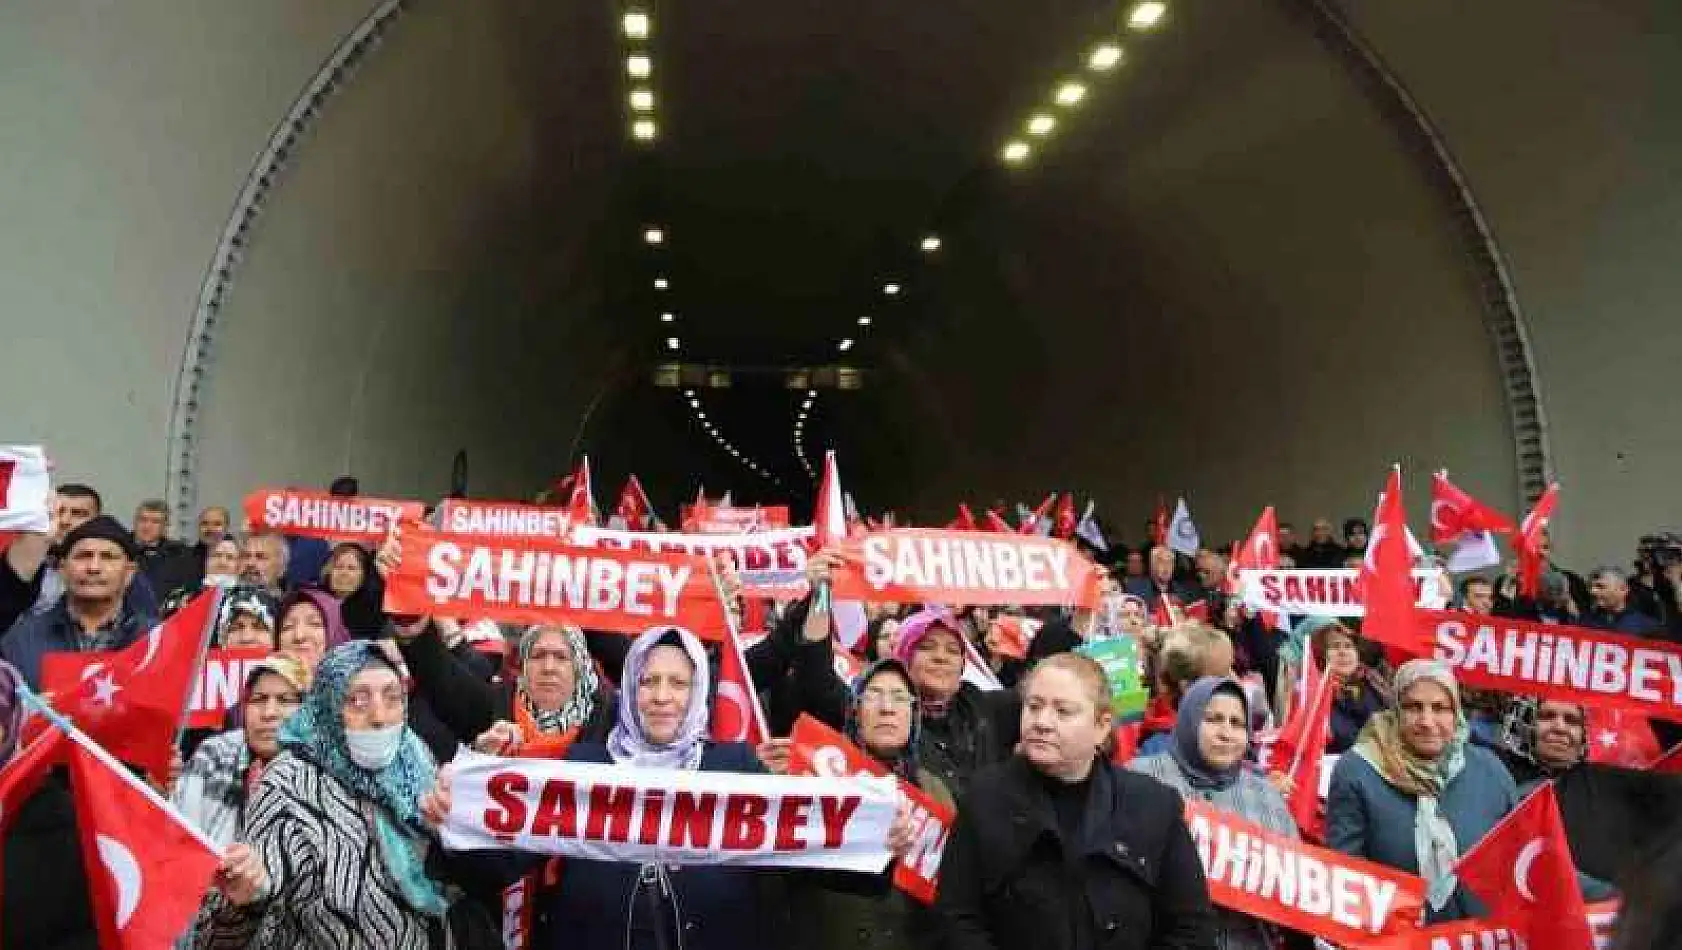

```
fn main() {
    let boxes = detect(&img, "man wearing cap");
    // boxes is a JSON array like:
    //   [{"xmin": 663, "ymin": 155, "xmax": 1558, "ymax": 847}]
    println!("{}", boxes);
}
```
[{"xmin": 0, "ymin": 515, "xmax": 155, "ymax": 687}]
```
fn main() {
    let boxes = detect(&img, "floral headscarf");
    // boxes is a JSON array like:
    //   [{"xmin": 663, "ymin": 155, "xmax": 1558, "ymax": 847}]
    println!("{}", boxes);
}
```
[
  {"xmin": 516, "ymin": 624, "xmax": 599, "ymax": 734},
  {"xmin": 213, "ymin": 585, "xmax": 279, "ymax": 647},
  {"xmin": 606, "ymin": 627, "xmax": 711, "ymax": 770},
  {"xmin": 278, "ymin": 641, "xmax": 445, "ymax": 916}
]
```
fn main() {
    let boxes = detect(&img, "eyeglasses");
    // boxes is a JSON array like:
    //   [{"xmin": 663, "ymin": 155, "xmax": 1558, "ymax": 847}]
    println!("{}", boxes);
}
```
[
  {"xmin": 860, "ymin": 688, "xmax": 915, "ymax": 709},
  {"xmin": 345, "ymin": 685, "xmax": 406, "ymax": 713}
]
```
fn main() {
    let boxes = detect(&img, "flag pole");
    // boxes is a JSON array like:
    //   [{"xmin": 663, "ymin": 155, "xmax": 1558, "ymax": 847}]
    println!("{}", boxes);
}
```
[
  {"xmin": 704, "ymin": 555, "xmax": 771, "ymax": 745},
  {"xmin": 174, "ymin": 585, "xmax": 227, "ymax": 750}
]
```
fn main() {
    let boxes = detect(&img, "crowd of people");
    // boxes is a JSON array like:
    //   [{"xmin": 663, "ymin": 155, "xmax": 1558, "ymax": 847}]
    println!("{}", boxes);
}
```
[{"xmin": 1, "ymin": 475, "xmax": 1681, "ymax": 950}]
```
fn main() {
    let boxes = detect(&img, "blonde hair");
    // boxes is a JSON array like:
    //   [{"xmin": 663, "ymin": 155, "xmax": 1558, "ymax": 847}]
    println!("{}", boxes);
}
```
[
  {"xmin": 1156, "ymin": 622, "xmax": 1229, "ymax": 704},
  {"xmin": 1022, "ymin": 652, "xmax": 1110, "ymax": 715}
]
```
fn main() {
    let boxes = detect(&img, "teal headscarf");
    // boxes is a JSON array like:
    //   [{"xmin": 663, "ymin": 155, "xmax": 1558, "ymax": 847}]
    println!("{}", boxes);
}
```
[{"xmin": 279, "ymin": 640, "xmax": 447, "ymax": 917}]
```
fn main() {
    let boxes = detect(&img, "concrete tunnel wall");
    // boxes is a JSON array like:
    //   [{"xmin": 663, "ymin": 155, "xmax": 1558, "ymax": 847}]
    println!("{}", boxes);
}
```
[{"xmin": 0, "ymin": 0, "xmax": 1676, "ymax": 565}]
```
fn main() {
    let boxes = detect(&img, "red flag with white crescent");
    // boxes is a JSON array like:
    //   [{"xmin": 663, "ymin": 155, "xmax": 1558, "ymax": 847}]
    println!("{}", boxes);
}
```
[
  {"xmin": 1515, "ymin": 483, "xmax": 1560, "ymax": 600},
  {"xmin": 1456, "ymin": 783, "xmax": 1592, "ymax": 950},
  {"xmin": 1429, "ymin": 470, "xmax": 1516, "ymax": 544}
]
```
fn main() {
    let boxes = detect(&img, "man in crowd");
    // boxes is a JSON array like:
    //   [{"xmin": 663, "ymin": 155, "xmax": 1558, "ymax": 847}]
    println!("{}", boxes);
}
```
[
  {"xmin": 1296, "ymin": 517, "xmax": 1347, "ymax": 568},
  {"xmin": 0, "ymin": 484, "xmax": 158, "ymax": 632},
  {"xmin": 1, "ymin": 515, "xmax": 152, "ymax": 686},
  {"xmin": 1277, "ymin": 521, "xmax": 1302, "ymax": 564},
  {"xmin": 1582, "ymin": 567, "xmax": 1663, "ymax": 635},
  {"xmin": 1460, "ymin": 576, "xmax": 1496, "ymax": 614},
  {"xmin": 238, "ymin": 531, "xmax": 290, "ymax": 595},
  {"xmin": 191, "ymin": 505, "xmax": 231, "ymax": 575},
  {"xmin": 132, "ymin": 498, "xmax": 196, "ymax": 598},
  {"xmin": 1126, "ymin": 544, "xmax": 1198, "ymax": 618}
]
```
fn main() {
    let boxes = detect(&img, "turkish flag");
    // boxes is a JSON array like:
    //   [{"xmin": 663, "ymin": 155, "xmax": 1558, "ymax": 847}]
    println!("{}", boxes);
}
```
[
  {"xmin": 615, "ymin": 475, "xmax": 652, "ymax": 530},
  {"xmin": 1052, "ymin": 494, "xmax": 1077, "ymax": 541},
  {"xmin": 40, "ymin": 590, "xmax": 217, "ymax": 783},
  {"xmin": 710, "ymin": 620, "xmax": 769, "ymax": 746},
  {"xmin": 1150, "ymin": 496, "xmax": 1169, "ymax": 546},
  {"xmin": 1515, "ymin": 483, "xmax": 1560, "ymax": 600},
  {"xmin": 1429, "ymin": 470, "xmax": 1516, "ymax": 544},
  {"xmin": 1357, "ymin": 467, "xmax": 1430, "ymax": 659},
  {"xmin": 1456, "ymin": 783, "xmax": 1593, "ymax": 950},
  {"xmin": 0, "ymin": 727, "xmax": 69, "ymax": 942},
  {"xmin": 1227, "ymin": 506, "xmax": 1287, "ymax": 630},
  {"xmin": 988, "ymin": 616, "xmax": 1038, "ymax": 660},
  {"xmin": 811, "ymin": 451, "xmax": 847, "ymax": 546},
  {"xmin": 68, "ymin": 736, "xmax": 221, "ymax": 950},
  {"xmin": 565, "ymin": 457, "xmax": 597, "ymax": 527},
  {"xmin": 982, "ymin": 508, "xmax": 1013, "ymax": 533},
  {"xmin": 947, "ymin": 503, "xmax": 978, "ymax": 532},
  {"xmin": 1583, "ymin": 708, "xmax": 1660, "ymax": 768},
  {"xmin": 1271, "ymin": 654, "xmax": 1334, "ymax": 841}
]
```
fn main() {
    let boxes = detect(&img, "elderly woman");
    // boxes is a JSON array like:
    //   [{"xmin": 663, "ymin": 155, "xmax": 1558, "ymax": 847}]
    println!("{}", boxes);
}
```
[
  {"xmin": 274, "ymin": 588, "xmax": 351, "ymax": 673},
  {"xmin": 1132, "ymin": 677, "xmax": 1298, "ymax": 949},
  {"xmin": 201, "ymin": 641, "xmax": 457, "ymax": 948},
  {"xmin": 160, "ymin": 534, "xmax": 244, "ymax": 617},
  {"xmin": 786, "ymin": 658, "xmax": 955, "ymax": 950},
  {"xmin": 938, "ymin": 653, "xmax": 1215, "ymax": 949},
  {"xmin": 215, "ymin": 586, "xmax": 279, "ymax": 651},
  {"xmin": 1311, "ymin": 619, "xmax": 1390, "ymax": 754},
  {"xmin": 397, "ymin": 620, "xmax": 612, "ymax": 758},
  {"xmin": 174, "ymin": 655, "xmax": 309, "ymax": 848},
  {"xmin": 1325, "ymin": 659, "xmax": 1519, "ymax": 923},
  {"xmin": 434, "ymin": 626, "xmax": 794, "ymax": 949}
]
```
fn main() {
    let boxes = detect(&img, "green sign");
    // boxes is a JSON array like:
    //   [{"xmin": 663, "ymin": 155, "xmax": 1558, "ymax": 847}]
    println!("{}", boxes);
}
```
[{"xmin": 1077, "ymin": 635, "xmax": 1148, "ymax": 722}]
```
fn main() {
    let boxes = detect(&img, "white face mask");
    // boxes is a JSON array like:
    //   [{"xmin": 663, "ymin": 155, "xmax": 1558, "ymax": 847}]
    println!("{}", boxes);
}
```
[
  {"xmin": 204, "ymin": 574, "xmax": 236, "ymax": 588},
  {"xmin": 344, "ymin": 723, "xmax": 404, "ymax": 770}
]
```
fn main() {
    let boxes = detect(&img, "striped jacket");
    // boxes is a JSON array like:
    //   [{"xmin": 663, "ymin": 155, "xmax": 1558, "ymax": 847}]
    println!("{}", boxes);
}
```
[
  {"xmin": 1129, "ymin": 754, "xmax": 1298, "ymax": 950},
  {"xmin": 197, "ymin": 753, "xmax": 453, "ymax": 950}
]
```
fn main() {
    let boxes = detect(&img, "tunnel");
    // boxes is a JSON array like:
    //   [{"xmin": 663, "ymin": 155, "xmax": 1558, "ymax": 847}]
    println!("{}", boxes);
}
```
[{"xmin": 4, "ymin": 0, "xmax": 1679, "ymax": 565}]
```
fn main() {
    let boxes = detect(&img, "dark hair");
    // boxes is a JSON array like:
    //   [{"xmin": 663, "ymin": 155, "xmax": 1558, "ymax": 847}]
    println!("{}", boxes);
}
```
[
  {"xmin": 136, "ymin": 498, "xmax": 169, "ymax": 517},
  {"xmin": 57, "ymin": 483, "xmax": 102, "ymax": 512},
  {"xmin": 1613, "ymin": 826, "xmax": 1682, "ymax": 949},
  {"xmin": 328, "ymin": 476, "xmax": 360, "ymax": 497},
  {"xmin": 1460, "ymin": 576, "xmax": 1494, "ymax": 596},
  {"xmin": 1342, "ymin": 518, "xmax": 1369, "ymax": 537}
]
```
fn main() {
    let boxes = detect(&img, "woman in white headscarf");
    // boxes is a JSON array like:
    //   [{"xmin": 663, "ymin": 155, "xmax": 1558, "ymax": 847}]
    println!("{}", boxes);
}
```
[{"xmin": 1325, "ymin": 659, "xmax": 1520, "ymax": 922}]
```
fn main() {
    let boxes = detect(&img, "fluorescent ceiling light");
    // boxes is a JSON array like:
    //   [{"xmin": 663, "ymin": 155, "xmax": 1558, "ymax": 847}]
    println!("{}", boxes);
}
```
[
  {"xmin": 623, "ymin": 12, "xmax": 650, "ymax": 38},
  {"xmin": 857, "ymin": 316, "xmax": 872, "ymax": 326},
  {"xmin": 1002, "ymin": 141, "xmax": 1031, "ymax": 164},
  {"xmin": 630, "ymin": 89, "xmax": 655, "ymax": 112},
  {"xmin": 883, "ymin": 283, "xmax": 901, "ymax": 296},
  {"xmin": 1089, "ymin": 44, "xmax": 1124, "ymax": 71},
  {"xmin": 632, "ymin": 119, "xmax": 658, "ymax": 141},
  {"xmin": 644, "ymin": 227, "xmax": 664, "ymax": 245},
  {"xmin": 806, "ymin": 390, "xmax": 817, "ymax": 398},
  {"xmin": 665, "ymin": 337, "xmax": 679, "ymax": 350},
  {"xmin": 1055, "ymin": 82, "xmax": 1087, "ymax": 106},
  {"xmin": 627, "ymin": 55, "xmax": 652, "ymax": 79},
  {"xmin": 838, "ymin": 339, "xmax": 855, "ymax": 352},
  {"xmin": 661, "ymin": 313, "xmax": 674, "ymax": 322},
  {"xmin": 1128, "ymin": 2, "xmax": 1167, "ymax": 29},
  {"xmin": 654, "ymin": 277, "xmax": 669, "ymax": 290},
  {"xmin": 1028, "ymin": 114, "xmax": 1057, "ymax": 136},
  {"xmin": 921, "ymin": 235, "xmax": 941, "ymax": 252}
]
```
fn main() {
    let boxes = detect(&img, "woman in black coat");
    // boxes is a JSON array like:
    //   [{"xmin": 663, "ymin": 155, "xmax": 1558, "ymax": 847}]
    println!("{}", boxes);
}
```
[{"xmin": 937, "ymin": 653, "xmax": 1216, "ymax": 950}]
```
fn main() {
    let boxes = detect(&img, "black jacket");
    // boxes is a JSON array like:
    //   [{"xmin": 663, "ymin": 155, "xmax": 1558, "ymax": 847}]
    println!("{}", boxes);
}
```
[
  {"xmin": 936, "ymin": 756, "xmax": 1216, "ymax": 950},
  {"xmin": 1, "ymin": 773, "xmax": 96, "ymax": 950}
]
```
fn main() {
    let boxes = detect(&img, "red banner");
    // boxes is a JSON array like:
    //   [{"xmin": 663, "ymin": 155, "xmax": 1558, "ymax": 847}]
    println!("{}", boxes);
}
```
[
  {"xmin": 1392, "ymin": 899, "xmax": 1619, "ymax": 950},
  {"xmin": 383, "ymin": 526, "xmax": 730, "ymax": 640},
  {"xmin": 571, "ymin": 524, "xmax": 814, "ymax": 599},
  {"xmin": 436, "ymin": 499, "xmax": 573, "ymax": 541},
  {"xmin": 243, "ymin": 488, "xmax": 422, "ymax": 544},
  {"xmin": 1183, "ymin": 799, "xmax": 1425, "ymax": 949},
  {"xmin": 1415, "ymin": 611, "xmax": 1682, "ymax": 721},
  {"xmin": 788, "ymin": 715, "xmax": 952, "ymax": 904},
  {"xmin": 829, "ymin": 529, "xmax": 1101, "ymax": 608},
  {"xmin": 682, "ymin": 505, "xmax": 791, "ymax": 535},
  {"xmin": 185, "ymin": 649, "xmax": 271, "ymax": 728}
]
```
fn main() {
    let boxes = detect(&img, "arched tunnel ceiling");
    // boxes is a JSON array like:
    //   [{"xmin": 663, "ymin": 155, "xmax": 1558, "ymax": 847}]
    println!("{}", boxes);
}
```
[{"xmin": 4, "ymin": 0, "xmax": 1680, "ymax": 563}]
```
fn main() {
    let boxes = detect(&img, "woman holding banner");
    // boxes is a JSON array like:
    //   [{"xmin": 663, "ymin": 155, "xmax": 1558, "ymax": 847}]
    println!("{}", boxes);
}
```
[
  {"xmin": 938, "ymin": 652, "xmax": 1215, "ymax": 949},
  {"xmin": 202, "ymin": 640, "xmax": 468, "ymax": 949},
  {"xmin": 1324, "ymin": 659, "xmax": 1519, "ymax": 923},
  {"xmin": 1131, "ymin": 676, "xmax": 1298, "ymax": 950},
  {"xmin": 786, "ymin": 657, "xmax": 955, "ymax": 950}
]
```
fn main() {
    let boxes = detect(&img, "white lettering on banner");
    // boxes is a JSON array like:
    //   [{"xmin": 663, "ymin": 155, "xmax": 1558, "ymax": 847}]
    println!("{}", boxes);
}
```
[
  {"xmin": 262, "ymin": 495, "xmax": 405, "ymax": 535},
  {"xmin": 443, "ymin": 752, "xmax": 899, "ymax": 873},
  {"xmin": 443, "ymin": 504, "xmax": 570, "ymax": 539},
  {"xmin": 187, "ymin": 655, "xmax": 268, "ymax": 719},
  {"xmin": 573, "ymin": 525, "xmax": 813, "ymax": 592},
  {"xmin": 1238, "ymin": 569, "xmax": 1447, "ymax": 618},
  {"xmin": 1434, "ymin": 619, "xmax": 1682, "ymax": 709},
  {"xmin": 860, "ymin": 536, "xmax": 1072, "ymax": 592},
  {"xmin": 425, "ymin": 542, "xmax": 688, "ymax": 617},
  {"xmin": 1187, "ymin": 814, "xmax": 1399, "ymax": 934}
]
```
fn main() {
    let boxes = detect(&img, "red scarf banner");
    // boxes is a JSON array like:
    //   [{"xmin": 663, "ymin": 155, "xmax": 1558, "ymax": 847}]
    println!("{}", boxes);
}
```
[
  {"xmin": 682, "ymin": 505, "xmax": 791, "ymax": 535},
  {"xmin": 243, "ymin": 488, "xmax": 423, "ymax": 544},
  {"xmin": 1386, "ymin": 900, "xmax": 1619, "ymax": 950},
  {"xmin": 184, "ymin": 648, "xmax": 271, "ymax": 728},
  {"xmin": 436, "ymin": 499, "xmax": 574, "ymax": 541},
  {"xmin": 787, "ymin": 715, "xmax": 953, "ymax": 905},
  {"xmin": 383, "ymin": 526, "xmax": 730, "ymax": 640},
  {"xmin": 1183, "ymin": 799, "xmax": 1426, "ymax": 949},
  {"xmin": 1412, "ymin": 610, "xmax": 1682, "ymax": 721},
  {"xmin": 828, "ymin": 529, "xmax": 1102, "ymax": 608},
  {"xmin": 571, "ymin": 524, "xmax": 815, "ymax": 599}
]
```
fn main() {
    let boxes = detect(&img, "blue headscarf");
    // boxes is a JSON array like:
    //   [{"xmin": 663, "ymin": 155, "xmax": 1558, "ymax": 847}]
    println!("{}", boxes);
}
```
[
  {"xmin": 845, "ymin": 659, "xmax": 921, "ymax": 783},
  {"xmin": 1168, "ymin": 676, "xmax": 1250, "ymax": 791},
  {"xmin": 279, "ymin": 640, "xmax": 446, "ymax": 916},
  {"xmin": 606, "ymin": 627, "xmax": 712, "ymax": 770}
]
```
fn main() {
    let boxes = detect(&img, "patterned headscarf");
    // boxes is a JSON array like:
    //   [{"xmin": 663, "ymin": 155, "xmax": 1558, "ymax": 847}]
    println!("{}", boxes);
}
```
[
  {"xmin": 606, "ymin": 627, "xmax": 711, "ymax": 770},
  {"xmin": 214, "ymin": 585, "xmax": 279, "ymax": 647},
  {"xmin": 0, "ymin": 660, "xmax": 23, "ymax": 765},
  {"xmin": 278, "ymin": 641, "xmax": 435, "ymax": 830},
  {"xmin": 1353, "ymin": 658, "xmax": 1469, "ymax": 911},
  {"xmin": 516, "ymin": 624, "xmax": 599, "ymax": 734}
]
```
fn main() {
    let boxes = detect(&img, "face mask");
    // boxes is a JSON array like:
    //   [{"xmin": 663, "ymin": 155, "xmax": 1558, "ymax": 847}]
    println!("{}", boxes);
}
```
[
  {"xmin": 204, "ymin": 574, "xmax": 236, "ymax": 588},
  {"xmin": 344, "ymin": 723, "xmax": 404, "ymax": 770}
]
